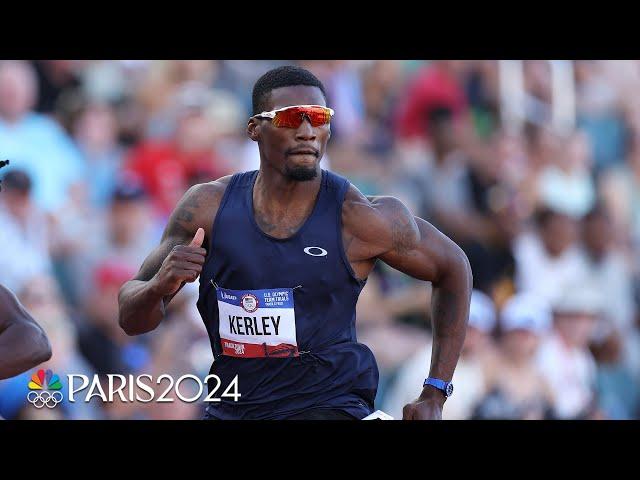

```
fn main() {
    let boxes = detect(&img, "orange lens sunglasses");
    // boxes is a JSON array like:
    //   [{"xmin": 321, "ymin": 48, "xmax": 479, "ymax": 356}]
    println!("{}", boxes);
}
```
[{"xmin": 252, "ymin": 105, "xmax": 334, "ymax": 128}]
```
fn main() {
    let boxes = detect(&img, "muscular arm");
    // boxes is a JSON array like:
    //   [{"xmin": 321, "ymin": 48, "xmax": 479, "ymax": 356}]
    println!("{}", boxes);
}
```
[
  {"xmin": 118, "ymin": 178, "xmax": 229, "ymax": 336},
  {"xmin": 343, "ymin": 187, "xmax": 472, "ymax": 412},
  {"xmin": 0, "ymin": 284, "xmax": 52, "ymax": 379}
]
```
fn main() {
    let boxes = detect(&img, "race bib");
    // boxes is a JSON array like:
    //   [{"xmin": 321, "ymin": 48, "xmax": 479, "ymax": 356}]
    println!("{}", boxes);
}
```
[{"xmin": 216, "ymin": 286, "xmax": 298, "ymax": 358}]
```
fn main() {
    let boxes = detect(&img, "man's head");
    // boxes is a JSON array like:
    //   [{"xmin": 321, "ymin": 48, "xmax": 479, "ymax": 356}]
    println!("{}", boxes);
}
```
[
  {"xmin": 248, "ymin": 66, "xmax": 329, "ymax": 182},
  {"xmin": 552, "ymin": 287, "xmax": 602, "ymax": 349},
  {"xmin": 0, "ymin": 61, "xmax": 38, "ymax": 122},
  {"xmin": 500, "ymin": 293, "xmax": 552, "ymax": 361},
  {"xmin": 0, "ymin": 169, "xmax": 33, "ymax": 221},
  {"xmin": 109, "ymin": 176, "xmax": 149, "ymax": 247},
  {"xmin": 534, "ymin": 207, "xmax": 578, "ymax": 258},
  {"xmin": 425, "ymin": 106, "xmax": 456, "ymax": 157},
  {"xmin": 73, "ymin": 103, "xmax": 118, "ymax": 154}
]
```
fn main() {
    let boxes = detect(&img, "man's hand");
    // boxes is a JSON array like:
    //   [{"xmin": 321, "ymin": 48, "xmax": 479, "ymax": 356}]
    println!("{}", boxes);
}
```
[
  {"xmin": 148, "ymin": 228, "xmax": 207, "ymax": 298},
  {"xmin": 403, "ymin": 387, "xmax": 446, "ymax": 420}
]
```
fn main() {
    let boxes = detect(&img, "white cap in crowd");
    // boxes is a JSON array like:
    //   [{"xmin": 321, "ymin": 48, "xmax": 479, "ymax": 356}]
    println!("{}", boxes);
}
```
[
  {"xmin": 501, "ymin": 293, "xmax": 552, "ymax": 335},
  {"xmin": 552, "ymin": 286, "xmax": 604, "ymax": 317},
  {"xmin": 468, "ymin": 290, "xmax": 497, "ymax": 333}
]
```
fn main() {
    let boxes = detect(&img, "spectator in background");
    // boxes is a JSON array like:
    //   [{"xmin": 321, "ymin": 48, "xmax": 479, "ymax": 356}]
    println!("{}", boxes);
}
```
[
  {"xmin": 0, "ymin": 170, "xmax": 52, "ymax": 293},
  {"xmin": 600, "ymin": 133, "xmax": 640, "ymax": 255},
  {"xmin": 590, "ymin": 332, "xmax": 640, "ymax": 419},
  {"xmin": 124, "ymin": 82, "xmax": 228, "ymax": 218},
  {"xmin": 394, "ymin": 60, "xmax": 469, "ymax": 142},
  {"xmin": 136, "ymin": 61, "xmax": 219, "ymax": 139},
  {"xmin": 403, "ymin": 106, "xmax": 490, "ymax": 244},
  {"xmin": 354, "ymin": 271, "xmax": 432, "ymax": 405},
  {"xmin": 537, "ymin": 131, "xmax": 596, "ymax": 219},
  {"xmin": 464, "ymin": 185, "xmax": 522, "ymax": 306},
  {"xmin": 473, "ymin": 294, "xmax": 554, "ymax": 420},
  {"xmin": 76, "ymin": 260, "xmax": 150, "ymax": 376},
  {"xmin": 536, "ymin": 288, "xmax": 602, "ymax": 419},
  {"xmin": 382, "ymin": 290, "xmax": 499, "ymax": 420},
  {"xmin": 579, "ymin": 204, "xmax": 640, "ymax": 381},
  {"xmin": 514, "ymin": 206, "xmax": 585, "ymax": 306},
  {"xmin": 359, "ymin": 60, "xmax": 404, "ymax": 155},
  {"xmin": 73, "ymin": 103, "xmax": 125, "ymax": 208},
  {"xmin": 31, "ymin": 60, "xmax": 82, "ymax": 116},
  {"xmin": 579, "ymin": 204, "xmax": 635, "ymax": 333},
  {"xmin": 0, "ymin": 60, "xmax": 85, "ymax": 212},
  {"xmin": 574, "ymin": 60, "xmax": 626, "ymax": 173},
  {"xmin": 49, "ymin": 103, "xmax": 126, "ymax": 305},
  {"xmin": 69, "ymin": 176, "xmax": 159, "ymax": 305}
]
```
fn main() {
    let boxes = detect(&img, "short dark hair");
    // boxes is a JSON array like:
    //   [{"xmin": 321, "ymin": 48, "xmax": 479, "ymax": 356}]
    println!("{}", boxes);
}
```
[
  {"xmin": 1, "ymin": 169, "xmax": 32, "ymax": 194},
  {"xmin": 252, "ymin": 66, "xmax": 326, "ymax": 116},
  {"xmin": 425, "ymin": 105, "xmax": 454, "ymax": 132}
]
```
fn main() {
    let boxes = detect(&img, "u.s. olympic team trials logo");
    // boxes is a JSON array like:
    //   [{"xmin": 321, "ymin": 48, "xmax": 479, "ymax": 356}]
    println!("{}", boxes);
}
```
[
  {"xmin": 241, "ymin": 293, "xmax": 259, "ymax": 313},
  {"xmin": 27, "ymin": 369, "xmax": 63, "ymax": 409}
]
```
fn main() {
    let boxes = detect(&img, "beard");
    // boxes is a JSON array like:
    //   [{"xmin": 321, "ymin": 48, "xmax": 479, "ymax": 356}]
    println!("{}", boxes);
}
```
[{"xmin": 284, "ymin": 163, "xmax": 318, "ymax": 182}]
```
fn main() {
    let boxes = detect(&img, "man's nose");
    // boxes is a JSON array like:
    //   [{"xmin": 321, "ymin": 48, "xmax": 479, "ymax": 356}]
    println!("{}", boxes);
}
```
[{"xmin": 295, "ymin": 115, "xmax": 316, "ymax": 140}]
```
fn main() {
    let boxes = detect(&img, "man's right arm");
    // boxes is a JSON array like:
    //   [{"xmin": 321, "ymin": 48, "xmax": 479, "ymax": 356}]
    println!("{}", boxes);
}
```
[{"xmin": 118, "ymin": 179, "xmax": 229, "ymax": 336}]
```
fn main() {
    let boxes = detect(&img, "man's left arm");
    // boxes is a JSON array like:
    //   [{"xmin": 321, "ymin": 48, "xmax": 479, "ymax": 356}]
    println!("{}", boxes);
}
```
[
  {"xmin": 367, "ymin": 196, "xmax": 473, "ymax": 419},
  {"xmin": 0, "ymin": 284, "xmax": 52, "ymax": 380}
]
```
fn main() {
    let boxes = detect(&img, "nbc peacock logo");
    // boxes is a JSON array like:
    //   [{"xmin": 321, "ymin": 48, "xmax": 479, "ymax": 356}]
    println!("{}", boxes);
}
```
[{"xmin": 26, "ymin": 369, "xmax": 63, "ymax": 409}]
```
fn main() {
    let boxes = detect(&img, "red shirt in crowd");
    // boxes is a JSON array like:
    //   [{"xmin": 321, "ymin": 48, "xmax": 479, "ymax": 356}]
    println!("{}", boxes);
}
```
[
  {"xmin": 124, "ymin": 141, "xmax": 223, "ymax": 217},
  {"xmin": 394, "ymin": 63, "xmax": 469, "ymax": 140}
]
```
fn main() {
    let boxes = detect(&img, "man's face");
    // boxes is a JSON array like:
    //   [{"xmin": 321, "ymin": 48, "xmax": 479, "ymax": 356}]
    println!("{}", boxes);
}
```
[
  {"xmin": 248, "ymin": 85, "xmax": 330, "ymax": 182},
  {"xmin": 0, "ymin": 63, "xmax": 36, "ymax": 121},
  {"xmin": 431, "ymin": 120, "xmax": 456, "ymax": 155},
  {"xmin": 109, "ymin": 199, "xmax": 149, "ymax": 245},
  {"xmin": 2, "ymin": 189, "xmax": 31, "ymax": 221},
  {"xmin": 541, "ymin": 212, "xmax": 577, "ymax": 257},
  {"xmin": 502, "ymin": 329, "xmax": 540, "ymax": 359},
  {"xmin": 555, "ymin": 313, "xmax": 597, "ymax": 349},
  {"xmin": 462, "ymin": 326, "xmax": 488, "ymax": 356}
]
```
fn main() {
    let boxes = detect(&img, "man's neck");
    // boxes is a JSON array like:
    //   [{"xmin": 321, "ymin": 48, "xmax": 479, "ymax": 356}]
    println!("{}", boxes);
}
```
[{"xmin": 254, "ymin": 166, "xmax": 322, "ymax": 214}]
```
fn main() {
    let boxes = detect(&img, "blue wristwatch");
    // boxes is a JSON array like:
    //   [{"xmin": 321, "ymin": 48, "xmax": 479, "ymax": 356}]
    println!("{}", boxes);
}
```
[{"xmin": 423, "ymin": 377, "xmax": 454, "ymax": 398}]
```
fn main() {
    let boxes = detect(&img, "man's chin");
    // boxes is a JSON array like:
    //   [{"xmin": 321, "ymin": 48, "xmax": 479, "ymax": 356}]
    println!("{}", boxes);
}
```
[{"xmin": 284, "ymin": 164, "xmax": 319, "ymax": 182}]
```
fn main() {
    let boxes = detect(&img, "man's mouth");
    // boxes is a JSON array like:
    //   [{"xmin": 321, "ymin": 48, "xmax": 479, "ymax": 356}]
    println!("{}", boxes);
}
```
[{"xmin": 288, "ymin": 148, "xmax": 319, "ymax": 157}]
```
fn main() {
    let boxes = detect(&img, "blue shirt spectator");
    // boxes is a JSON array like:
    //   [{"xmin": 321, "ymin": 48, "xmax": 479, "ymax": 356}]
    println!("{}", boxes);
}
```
[{"xmin": 0, "ymin": 61, "xmax": 85, "ymax": 213}]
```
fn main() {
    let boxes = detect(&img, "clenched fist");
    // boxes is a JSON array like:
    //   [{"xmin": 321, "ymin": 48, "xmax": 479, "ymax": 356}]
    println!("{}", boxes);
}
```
[{"xmin": 150, "ymin": 228, "xmax": 207, "ymax": 297}]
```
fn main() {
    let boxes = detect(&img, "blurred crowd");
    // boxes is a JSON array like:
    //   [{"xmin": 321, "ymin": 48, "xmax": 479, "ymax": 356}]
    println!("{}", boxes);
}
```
[{"xmin": 1, "ymin": 60, "xmax": 640, "ymax": 419}]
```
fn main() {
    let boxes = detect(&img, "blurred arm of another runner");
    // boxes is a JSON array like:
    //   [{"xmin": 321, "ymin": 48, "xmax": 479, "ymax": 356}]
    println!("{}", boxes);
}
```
[
  {"xmin": 344, "ymin": 190, "xmax": 472, "ymax": 420},
  {"xmin": 118, "ymin": 178, "xmax": 230, "ymax": 336},
  {"xmin": 0, "ymin": 284, "xmax": 52, "ymax": 380}
]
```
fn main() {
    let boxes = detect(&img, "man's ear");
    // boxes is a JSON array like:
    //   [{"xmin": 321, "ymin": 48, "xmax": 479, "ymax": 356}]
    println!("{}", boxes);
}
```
[{"xmin": 247, "ymin": 118, "xmax": 260, "ymax": 142}]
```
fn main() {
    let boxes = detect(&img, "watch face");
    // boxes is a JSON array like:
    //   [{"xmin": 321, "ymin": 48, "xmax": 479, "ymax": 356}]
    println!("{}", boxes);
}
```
[{"xmin": 446, "ymin": 383, "xmax": 454, "ymax": 397}]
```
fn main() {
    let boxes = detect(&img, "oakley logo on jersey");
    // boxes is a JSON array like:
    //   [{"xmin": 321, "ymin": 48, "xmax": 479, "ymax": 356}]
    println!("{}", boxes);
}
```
[{"xmin": 303, "ymin": 246, "xmax": 328, "ymax": 257}]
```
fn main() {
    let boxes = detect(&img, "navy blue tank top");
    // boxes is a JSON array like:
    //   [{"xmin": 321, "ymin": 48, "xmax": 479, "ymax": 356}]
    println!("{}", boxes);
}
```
[{"xmin": 196, "ymin": 169, "xmax": 379, "ymax": 419}]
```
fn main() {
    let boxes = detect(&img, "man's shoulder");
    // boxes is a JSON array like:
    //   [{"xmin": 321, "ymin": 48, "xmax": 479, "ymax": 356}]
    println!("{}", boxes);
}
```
[
  {"xmin": 343, "ymin": 183, "xmax": 411, "ymax": 218},
  {"xmin": 342, "ymin": 184, "xmax": 417, "ymax": 248},
  {"xmin": 172, "ymin": 175, "xmax": 235, "ymax": 225},
  {"xmin": 189, "ymin": 175, "xmax": 234, "ymax": 203}
]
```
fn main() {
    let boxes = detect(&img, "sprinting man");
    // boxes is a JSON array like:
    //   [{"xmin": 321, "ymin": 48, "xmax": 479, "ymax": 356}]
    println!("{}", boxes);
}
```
[{"xmin": 118, "ymin": 66, "xmax": 472, "ymax": 420}]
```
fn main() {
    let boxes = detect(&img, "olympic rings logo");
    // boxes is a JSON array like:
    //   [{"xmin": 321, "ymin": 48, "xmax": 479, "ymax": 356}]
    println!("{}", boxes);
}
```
[{"xmin": 26, "ymin": 390, "xmax": 63, "ymax": 409}]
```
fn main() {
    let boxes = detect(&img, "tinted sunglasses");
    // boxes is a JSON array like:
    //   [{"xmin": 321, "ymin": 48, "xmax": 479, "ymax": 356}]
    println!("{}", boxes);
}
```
[{"xmin": 252, "ymin": 105, "xmax": 334, "ymax": 128}]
